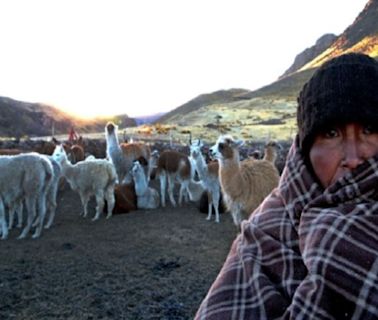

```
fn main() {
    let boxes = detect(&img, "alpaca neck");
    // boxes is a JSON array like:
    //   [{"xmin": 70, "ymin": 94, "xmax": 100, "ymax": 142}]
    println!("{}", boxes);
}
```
[
  {"xmin": 60, "ymin": 157, "xmax": 77, "ymax": 185},
  {"xmin": 263, "ymin": 148, "xmax": 277, "ymax": 163},
  {"xmin": 133, "ymin": 171, "xmax": 148, "ymax": 196},
  {"xmin": 219, "ymin": 154, "xmax": 242, "ymax": 195},
  {"xmin": 195, "ymin": 154, "xmax": 209, "ymax": 181},
  {"xmin": 106, "ymin": 132, "xmax": 122, "ymax": 156},
  {"xmin": 219, "ymin": 152, "xmax": 240, "ymax": 171}
]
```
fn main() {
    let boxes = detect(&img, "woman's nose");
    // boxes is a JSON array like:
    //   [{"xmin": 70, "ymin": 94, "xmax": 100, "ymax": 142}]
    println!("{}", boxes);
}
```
[{"xmin": 342, "ymin": 140, "xmax": 364, "ymax": 169}]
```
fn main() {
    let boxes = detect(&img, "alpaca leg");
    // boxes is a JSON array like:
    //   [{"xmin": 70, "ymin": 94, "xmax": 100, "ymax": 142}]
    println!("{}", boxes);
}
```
[
  {"xmin": 159, "ymin": 172, "xmax": 167, "ymax": 207},
  {"xmin": 79, "ymin": 192, "xmax": 90, "ymax": 218},
  {"xmin": 153, "ymin": 189, "xmax": 160, "ymax": 208},
  {"xmin": 179, "ymin": 180, "xmax": 189, "ymax": 206},
  {"xmin": 213, "ymin": 188, "xmax": 221, "ymax": 223},
  {"xmin": 206, "ymin": 192, "xmax": 212, "ymax": 221},
  {"xmin": 231, "ymin": 205, "xmax": 242, "ymax": 228},
  {"xmin": 105, "ymin": 187, "xmax": 115, "ymax": 219},
  {"xmin": 18, "ymin": 197, "xmax": 36, "ymax": 239},
  {"xmin": 184, "ymin": 185, "xmax": 190, "ymax": 203},
  {"xmin": 206, "ymin": 202, "xmax": 213, "ymax": 221},
  {"xmin": 16, "ymin": 202, "xmax": 23, "ymax": 228},
  {"xmin": 0, "ymin": 199, "xmax": 8, "ymax": 240},
  {"xmin": 9, "ymin": 201, "xmax": 23, "ymax": 229},
  {"xmin": 8, "ymin": 205, "xmax": 16, "ymax": 230},
  {"xmin": 167, "ymin": 174, "xmax": 177, "ymax": 207},
  {"xmin": 44, "ymin": 199, "xmax": 57, "ymax": 229},
  {"xmin": 93, "ymin": 191, "xmax": 105, "ymax": 221},
  {"xmin": 45, "ymin": 186, "xmax": 58, "ymax": 229},
  {"xmin": 32, "ymin": 193, "xmax": 47, "ymax": 239},
  {"xmin": 178, "ymin": 185, "xmax": 185, "ymax": 206}
]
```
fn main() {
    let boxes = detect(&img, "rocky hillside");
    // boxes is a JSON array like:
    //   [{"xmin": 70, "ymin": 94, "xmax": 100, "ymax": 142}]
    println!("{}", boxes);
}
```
[
  {"xmin": 298, "ymin": 0, "xmax": 378, "ymax": 70},
  {"xmin": 0, "ymin": 96, "xmax": 136, "ymax": 138},
  {"xmin": 279, "ymin": 34, "xmax": 337, "ymax": 79}
]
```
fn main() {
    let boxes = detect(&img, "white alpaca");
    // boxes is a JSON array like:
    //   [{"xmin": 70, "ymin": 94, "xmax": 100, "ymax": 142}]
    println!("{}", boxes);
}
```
[
  {"xmin": 210, "ymin": 135, "xmax": 280, "ymax": 227},
  {"xmin": 0, "ymin": 153, "xmax": 53, "ymax": 239},
  {"xmin": 8, "ymin": 155, "xmax": 62, "ymax": 230},
  {"xmin": 190, "ymin": 139, "xmax": 221, "ymax": 223},
  {"xmin": 105, "ymin": 122, "xmax": 151, "ymax": 184},
  {"xmin": 52, "ymin": 145, "xmax": 116, "ymax": 221},
  {"xmin": 131, "ymin": 160, "xmax": 160, "ymax": 209},
  {"xmin": 155, "ymin": 150, "xmax": 204, "ymax": 207}
]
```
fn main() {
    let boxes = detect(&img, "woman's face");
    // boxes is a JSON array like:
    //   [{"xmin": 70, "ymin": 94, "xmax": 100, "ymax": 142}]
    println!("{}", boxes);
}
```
[{"xmin": 309, "ymin": 123, "xmax": 378, "ymax": 188}]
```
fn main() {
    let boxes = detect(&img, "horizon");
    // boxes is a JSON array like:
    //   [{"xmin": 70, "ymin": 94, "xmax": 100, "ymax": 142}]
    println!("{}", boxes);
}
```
[{"xmin": 0, "ymin": 0, "xmax": 369, "ymax": 118}]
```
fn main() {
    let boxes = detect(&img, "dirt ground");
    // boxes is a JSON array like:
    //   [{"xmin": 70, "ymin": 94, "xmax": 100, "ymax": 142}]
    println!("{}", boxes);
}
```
[{"xmin": 0, "ymin": 181, "xmax": 237, "ymax": 320}]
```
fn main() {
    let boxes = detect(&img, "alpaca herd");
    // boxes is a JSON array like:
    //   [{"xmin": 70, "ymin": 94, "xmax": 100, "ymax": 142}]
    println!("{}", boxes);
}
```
[{"xmin": 0, "ymin": 121, "xmax": 284, "ymax": 240}]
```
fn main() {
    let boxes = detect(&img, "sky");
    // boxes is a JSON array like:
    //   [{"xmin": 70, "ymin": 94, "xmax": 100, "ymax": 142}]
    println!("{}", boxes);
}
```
[{"xmin": 0, "ymin": 0, "xmax": 368, "ymax": 118}]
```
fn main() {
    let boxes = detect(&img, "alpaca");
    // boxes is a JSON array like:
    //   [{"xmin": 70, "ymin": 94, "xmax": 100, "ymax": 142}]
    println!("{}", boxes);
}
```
[
  {"xmin": 0, "ymin": 153, "xmax": 53, "ymax": 239},
  {"xmin": 112, "ymin": 183, "xmax": 137, "ymax": 213},
  {"xmin": 8, "ymin": 155, "xmax": 62, "ymax": 230},
  {"xmin": 52, "ymin": 145, "xmax": 116, "ymax": 221},
  {"xmin": 69, "ymin": 144, "xmax": 85, "ymax": 164},
  {"xmin": 155, "ymin": 150, "xmax": 204, "ymax": 207},
  {"xmin": 105, "ymin": 122, "xmax": 151, "ymax": 184},
  {"xmin": 210, "ymin": 135, "xmax": 280, "ymax": 227},
  {"xmin": 131, "ymin": 160, "xmax": 160, "ymax": 209},
  {"xmin": 190, "ymin": 139, "xmax": 221, "ymax": 223}
]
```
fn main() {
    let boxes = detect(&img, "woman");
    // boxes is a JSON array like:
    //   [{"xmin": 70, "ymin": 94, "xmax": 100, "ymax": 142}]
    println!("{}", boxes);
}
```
[{"xmin": 195, "ymin": 53, "xmax": 378, "ymax": 319}]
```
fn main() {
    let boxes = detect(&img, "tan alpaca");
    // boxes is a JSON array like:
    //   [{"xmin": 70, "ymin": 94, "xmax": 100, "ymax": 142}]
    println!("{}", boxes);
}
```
[{"xmin": 210, "ymin": 135, "xmax": 280, "ymax": 227}]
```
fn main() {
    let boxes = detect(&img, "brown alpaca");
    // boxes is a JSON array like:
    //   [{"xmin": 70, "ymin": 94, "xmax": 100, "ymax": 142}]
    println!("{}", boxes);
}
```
[{"xmin": 112, "ymin": 183, "xmax": 137, "ymax": 214}]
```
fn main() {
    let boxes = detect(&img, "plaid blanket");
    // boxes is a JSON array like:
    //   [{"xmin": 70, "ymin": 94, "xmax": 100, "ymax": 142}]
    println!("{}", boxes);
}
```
[{"xmin": 195, "ymin": 138, "xmax": 378, "ymax": 319}]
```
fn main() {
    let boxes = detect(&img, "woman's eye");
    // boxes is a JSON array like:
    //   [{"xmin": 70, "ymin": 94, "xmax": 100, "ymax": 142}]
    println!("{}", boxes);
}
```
[
  {"xmin": 323, "ymin": 128, "xmax": 339, "ymax": 139},
  {"xmin": 362, "ymin": 125, "xmax": 375, "ymax": 135}
]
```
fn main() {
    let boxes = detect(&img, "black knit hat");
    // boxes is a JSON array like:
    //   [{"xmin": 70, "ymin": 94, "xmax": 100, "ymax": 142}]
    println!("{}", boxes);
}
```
[{"xmin": 297, "ymin": 53, "xmax": 378, "ymax": 155}]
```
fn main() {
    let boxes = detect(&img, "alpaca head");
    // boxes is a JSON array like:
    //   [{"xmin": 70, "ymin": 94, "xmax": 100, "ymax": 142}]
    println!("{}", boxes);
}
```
[
  {"xmin": 105, "ymin": 122, "xmax": 117, "ymax": 136},
  {"xmin": 131, "ymin": 160, "xmax": 143, "ymax": 177},
  {"xmin": 189, "ymin": 139, "xmax": 203, "ymax": 159},
  {"xmin": 52, "ymin": 144, "xmax": 68, "ymax": 164},
  {"xmin": 210, "ymin": 135, "xmax": 244, "ymax": 161},
  {"xmin": 264, "ymin": 140, "xmax": 282, "ymax": 151}
]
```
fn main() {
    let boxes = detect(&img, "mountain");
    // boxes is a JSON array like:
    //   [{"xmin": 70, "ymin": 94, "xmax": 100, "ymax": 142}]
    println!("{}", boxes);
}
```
[
  {"xmin": 157, "ymin": 0, "xmax": 378, "ymax": 136},
  {"xmin": 0, "ymin": 96, "xmax": 136, "ymax": 138}
]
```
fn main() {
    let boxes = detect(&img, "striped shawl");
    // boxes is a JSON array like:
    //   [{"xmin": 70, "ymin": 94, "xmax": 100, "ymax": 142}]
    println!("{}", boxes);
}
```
[{"xmin": 195, "ymin": 138, "xmax": 378, "ymax": 319}]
